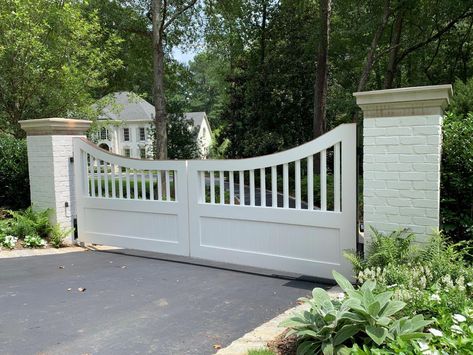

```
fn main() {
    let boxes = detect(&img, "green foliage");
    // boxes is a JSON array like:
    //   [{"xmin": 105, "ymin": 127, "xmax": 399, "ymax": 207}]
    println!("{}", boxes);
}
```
[
  {"xmin": 49, "ymin": 224, "xmax": 73, "ymax": 249},
  {"xmin": 0, "ymin": 0, "xmax": 122, "ymax": 137},
  {"xmin": 441, "ymin": 110, "xmax": 473, "ymax": 242},
  {"xmin": 148, "ymin": 113, "xmax": 202, "ymax": 159},
  {"xmin": 247, "ymin": 349, "xmax": 275, "ymax": 355},
  {"xmin": 281, "ymin": 271, "xmax": 431, "ymax": 354},
  {"xmin": 6, "ymin": 207, "xmax": 52, "ymax": 239},
  {"xmin": 0, "ymin": 135, "xmax": 29, "ymax": 209},
  {"xmin": 0, "ymin": 234, "xmax": 17, "ymax": 249},
  {"xmin": 23, "ymin": 234, "xmax": 46, "ymax": 248}
]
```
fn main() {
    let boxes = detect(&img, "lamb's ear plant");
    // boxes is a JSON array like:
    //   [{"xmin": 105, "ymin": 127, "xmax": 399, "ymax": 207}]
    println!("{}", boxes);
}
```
[{"xmin": 281, "ymin": 271, "xmax": 432, "ymax": 355}]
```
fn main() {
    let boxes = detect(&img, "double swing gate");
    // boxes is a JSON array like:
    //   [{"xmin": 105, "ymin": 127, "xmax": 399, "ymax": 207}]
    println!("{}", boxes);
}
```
[{"xmin": 73, "ymin": 123, "xmax": 357, "ymax": 279}]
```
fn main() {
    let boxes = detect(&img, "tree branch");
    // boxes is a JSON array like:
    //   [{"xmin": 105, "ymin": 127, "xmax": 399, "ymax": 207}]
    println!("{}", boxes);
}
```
[
  {"xmin": 163, "ymin": 0, "xmax": 197, "ymax": 30},
  {"xmin": 396, "ymin": 9, "xmax": 473, "ymax": 65}
]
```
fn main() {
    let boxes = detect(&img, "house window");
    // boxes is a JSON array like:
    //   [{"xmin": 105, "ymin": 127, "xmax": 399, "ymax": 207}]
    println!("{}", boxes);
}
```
[
  {"xmin": 140, "ymin": 148, "xmax": 146, "ymax": 159},
  {"xmin": 139, "ymin": 127, "xmax": 146, "ymax": 141},
  {"xmin": 123, "ymin": 128, "xmax": 130, "ymax": 141},
  {"xmin": 100, "ymin": 127, "xmax": 109, "ymax": 140},
  {"xmin": 123, "ymin": 148, "xmax": 131, "ymax": 157},
  {"xmin": 202, "ymin": 127, "xmax": 206, "ymax": 136}
]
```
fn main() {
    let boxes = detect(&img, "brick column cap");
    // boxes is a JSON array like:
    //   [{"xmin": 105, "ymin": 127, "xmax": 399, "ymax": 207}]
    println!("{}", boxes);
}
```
[
  {"xmin": 354, "ymin": 84, "xmax": 453, "ymax": 118},
  {"xmin": 20, "ymin": 118, "xmax": 92, "ymax": 136}
]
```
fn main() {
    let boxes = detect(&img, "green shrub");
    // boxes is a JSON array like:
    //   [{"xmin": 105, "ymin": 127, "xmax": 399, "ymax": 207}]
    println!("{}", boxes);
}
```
[
  {"xmin": 49, "ymin": 223, "xmax": 73, "ymax": 248},
  {"xmin": 441, "ymin": 112, "xmax": 473, "ymax": 242},
  {"xmin": 6, "ymin": 207, "xmax": 52, "ymax": 239},
  {"xmin": 23, "ymin": 234, "xmax": 46, "ymax": 248},
  {"xmin": 281, "ymin": 271, "xmax": 431, "ymax": 354},
  {"xmin": 0, "ymin": 135, "xmax": 30, "ymax": 209},
  {"xmin": 0, "ymin": 235, "xmax": 17, "ymax": 249}
]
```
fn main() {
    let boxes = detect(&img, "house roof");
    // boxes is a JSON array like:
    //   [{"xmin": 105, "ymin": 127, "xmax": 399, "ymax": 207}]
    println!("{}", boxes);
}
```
[
  {"xmin": 97, "ymin": 92, "xmax": 155, "ymax": 121},
  {"xmin": 96, "ymin": 92, "xmax": 211, "ymax": 133}
]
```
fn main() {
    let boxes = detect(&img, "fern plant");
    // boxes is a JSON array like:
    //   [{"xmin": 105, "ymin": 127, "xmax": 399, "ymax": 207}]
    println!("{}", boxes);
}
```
[
  {"xmin": 6, "ymin": 207, "xmax": 52, "ymax": 239},
  {"xmin": 49, "ymin": 223, "xmax": 73, "ymax": 248}
]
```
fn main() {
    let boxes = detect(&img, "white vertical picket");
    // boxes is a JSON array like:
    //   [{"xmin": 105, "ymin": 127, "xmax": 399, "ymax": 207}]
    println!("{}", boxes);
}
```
[
  {"xmin": 321, "ymin": 150, "xmax": 327, "ymax": 211},
  {"xmin": 133, "ymin": 170, "xmax": 138, "ymax": 200},
  {"xmin": 210, "ymin": 171, "xmax": 215, "ymax": 204},
  {"xmin": 271, "ymin": 166, "xmax": 277, "ymax": 207},
  {"xmin": 200, "ymin": 171, "xmax": 206, "ymax": 203},
  {"xmin": 141, "ymin": 171, "xmax": 146, "ymax": 200},
  {"xmin": 295, "ymin": 159, "xmax": 301, "ymax": 209},
  {"xmin": 229, "ymin": 171, "xmax": 235, "ymax": 205},
  {"xmin": 239, "ymin": 171, "xmax": 245, "ymax": 206},
  {"xmin": 157, "ymin": 171, "xmax": 162, "ymax": 201},
  {"xmin": 111, "ymin": 164, "xmax": 116, "ymax": 198},
  {"xmin": 97, "ymin": 159, "xmax": 102, "ymax": 198},
  {"xmin": 149, "ymin": 170, "xmax": 154, "ymax": 200},
  {"xmin": 219, "ymin": 171, "xmax": 224, "ymax": 205},
  {"xmin": 260, "ymin": 168, "xmax": 266, "ymax": 207},
  {"xmin": 249, "ymin": 169, "xmax": 255, "ymax": 206},
  {"xmin": 89, "ymin": 155, "xmax": 95, "ymax": 198},
  {"xmin": 307, "ymin": 156, "xmax": 314, "ymax": 210},
  {"xmin": 283, "ymin": 163, "xmax": 289, "ymax": 208},
  {"xmin": 165, "ymin": 171, "xmax": 171, "ymax": 201},
  {"xmin": 125, "ymin": 168, "xmax": 131, "ymax": 199},
  {"xmin": 103, "ymin": 161, "xmax": 109, "ymax": 198},
  {"xmin": 334, "ymin": 142, "xmax": 341, "ymax": 212}
]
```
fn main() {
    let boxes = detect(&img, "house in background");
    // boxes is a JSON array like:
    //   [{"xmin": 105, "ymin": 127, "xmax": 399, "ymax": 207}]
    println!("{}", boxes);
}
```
[{"xmin": 93, "ymin": 91, "xmax": 212, "ymax": 159}]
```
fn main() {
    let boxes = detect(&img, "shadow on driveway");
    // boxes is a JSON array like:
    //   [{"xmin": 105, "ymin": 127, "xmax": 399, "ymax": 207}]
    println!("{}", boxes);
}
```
[{"xmin": 0, "ymin": 249, "xmax": 325, "ymax": 355}]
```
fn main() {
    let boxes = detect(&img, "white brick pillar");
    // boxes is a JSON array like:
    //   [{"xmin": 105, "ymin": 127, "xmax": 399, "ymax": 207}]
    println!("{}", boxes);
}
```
[
  {"xmin": 354, "ymin": 85, "xmax": 452, "ymax": 241},
  {"xmin": 19, "ymin": 118, "xmax": 92, "ymax": 243}
]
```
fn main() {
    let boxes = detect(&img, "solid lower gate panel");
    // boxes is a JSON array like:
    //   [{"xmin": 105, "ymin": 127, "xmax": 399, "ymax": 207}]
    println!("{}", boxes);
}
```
[
  {"xmin": 74, "ymin": 123, "xmax": 357, "ymax": 280},
  {"xmin": 73, "ymin": 138, "xmax": 190, "ymax": 256}
]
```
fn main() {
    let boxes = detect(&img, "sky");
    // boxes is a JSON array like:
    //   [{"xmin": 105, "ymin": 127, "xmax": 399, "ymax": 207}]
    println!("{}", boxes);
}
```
[{"xmin": 172, "ymin": 47, "xmax": 199, "ymax": 64}]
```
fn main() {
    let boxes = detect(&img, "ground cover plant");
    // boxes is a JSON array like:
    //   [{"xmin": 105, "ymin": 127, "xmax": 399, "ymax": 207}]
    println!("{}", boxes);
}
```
[
  {"xmin": 282, "ymin": 228, "xmax": 473, "ymax": 354},
  {"xmin": 0, "ymin": 207, "xmax": 72, "ymax": 249}
]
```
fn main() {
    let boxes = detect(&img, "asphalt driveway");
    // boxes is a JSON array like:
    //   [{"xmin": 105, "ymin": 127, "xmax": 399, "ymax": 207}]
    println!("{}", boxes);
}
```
[{"xmin": 0, "ymin": 249, "xmax": 319, "ymax": 355}]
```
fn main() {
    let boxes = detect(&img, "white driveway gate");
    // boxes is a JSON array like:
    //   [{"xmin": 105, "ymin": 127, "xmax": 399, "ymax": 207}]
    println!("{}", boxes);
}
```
[{"xmin": 74, "ymin": 123, "xmax": 357, "ymax": 279}]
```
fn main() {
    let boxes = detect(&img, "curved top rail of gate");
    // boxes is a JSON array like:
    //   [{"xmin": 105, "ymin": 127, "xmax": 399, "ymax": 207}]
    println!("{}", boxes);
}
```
[
  {"xmin": 74, "ymin": 138, "xmax": 186, "ymax": 203},
  {"xmin": 190, "ymin": 123, "xmax": 357, "ymax": 211},
  {"xmin": 74, "ymin": 123, "xmax": 357, "ymax": 212}
]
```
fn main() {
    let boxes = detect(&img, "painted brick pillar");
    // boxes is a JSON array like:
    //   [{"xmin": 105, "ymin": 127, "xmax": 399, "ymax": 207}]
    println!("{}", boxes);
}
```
[
  {"xmin": 20, "ymin": 118, "xmax": 92, "ymax": 243},
  {"xmin": 354, "ymin": 85, "xmax": 452, "ymax": 241}
]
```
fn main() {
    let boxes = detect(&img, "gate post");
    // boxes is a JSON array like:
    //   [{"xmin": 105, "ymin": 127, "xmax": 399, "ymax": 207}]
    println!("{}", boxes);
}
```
[
  {"xmin": 354, "ymin": 85, "xmax": 452, "ymax": 242},
  {"xmin": 20, "ymin": 118, "xmax": 92, "ymax": 243}
]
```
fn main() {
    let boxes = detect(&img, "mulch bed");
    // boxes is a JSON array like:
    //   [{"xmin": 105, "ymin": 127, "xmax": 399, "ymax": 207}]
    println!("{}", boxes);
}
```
[{"xmin": 267, "ymin": 329, "xmax": 298, "ymax": 355}]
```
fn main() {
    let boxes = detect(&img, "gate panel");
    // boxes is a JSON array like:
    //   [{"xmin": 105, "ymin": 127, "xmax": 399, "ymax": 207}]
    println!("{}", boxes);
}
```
[
  {"xmin": 73, "ymin": 139, "xmax": 189, "ymax": 256},
  {"xmin": 188, "ymin": 124, "xmax": 357, "ymax": 279}
]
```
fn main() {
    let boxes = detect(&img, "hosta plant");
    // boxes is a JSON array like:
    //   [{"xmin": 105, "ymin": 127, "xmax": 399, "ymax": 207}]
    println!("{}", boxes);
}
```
[
  {"xmin": 1, "ymin": 235, "xmax": 18, "ymax": 249},
  {"xmin": 23, "ymin": 234, "xmax": 46, "ymax": 248},
  {"xmin": 281, "ymin": 271, "xmax": 432, "ymax": 355}
]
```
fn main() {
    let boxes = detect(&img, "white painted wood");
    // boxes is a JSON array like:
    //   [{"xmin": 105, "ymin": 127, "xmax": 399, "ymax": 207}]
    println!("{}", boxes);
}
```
[
  {"xmin": 133, "ymin": 170, "xmax": 138, "ymax": 200},
  {"xmin": 295, "ymin": 159, "xmax": 301, "ymax": 209},
  {"xmin": 219, "ymin": 171, "xmax": 224, "ymax": 205},
  {"xmin": 157, "ymin": 171, "xmax": 162, "ymax": 201},
  {"xmin": 118, "ymin": 167, "xmax": 123, "ymax": 199},
  {"xmin": 165, "ymin": 171, "xmax": 171, "ymax": 201},
  {"xmin": 111, "ymin": 164, "xmax": 116, "ymax": 198},
  {"xmin": 74, "ymin": 123, "xmax": 357, "ymax": 280},
  {"xmin": 149, "ymin": 170, "xmax": 154, "ymax": 200},
  {"xmin": 229, "ymin": 171, "xmax": 234, "ymax": 205},
  {"xmin": 239, "ymin": 171, "xmax": 245, "ymax": 206},
  {"xmin": 103, "ymin": 162, "xmax": 109, "ymax": 198},
  {"xmin": 283, "ymin": 163, "xmax": 289, "ymax": 208},
  {"xmin": 250, "ymin": 169, "xmax": 255, "ymax": 206},
  {"xmin": 334, "ymin": 142, "xmax": 341, "ymax": 212},
  {"xmin": 125, "ymin": 168, "xmax": 131, "ymax": 199},
  {"xmin": 260, "ymin": 168, "xmax": 266, "ymax": 207},
  {"xmin": 141, "ymin": 171, "xmax": 146, "ymax": 200},
  {"xmin": 97, "ymin": 159, "xmax": 102, "ymax": 198},
  {"xmin": 271, "ymin": 166, "xmax": 277, "ymax": 208},
  {"xmin": 89, "ymin": 155, "xmax": 95, "ymax": 198},
  {"xmin": 321, "ymin": 150, "xmax": 327, "ymax": 211},
  {"xmin": 210, "ymin": 171, "xmax": 215, "ymax": 204},
  {"xmin": 200, "ymin": 171, "xmax": 206, "ymax": 203},
  {"xmin": 307, "ymin": 156, "xmax": 314, "ymax": 210}
]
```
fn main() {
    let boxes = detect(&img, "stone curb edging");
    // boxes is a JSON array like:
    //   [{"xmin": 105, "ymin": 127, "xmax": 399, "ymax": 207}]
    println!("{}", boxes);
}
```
[
  {"xmin": 0, "ymin": 244, "xmax": 121, "ymax": 258},
  {"xmin": 216, "ymin": 286, "xmax": 343, "ymax": 355}
]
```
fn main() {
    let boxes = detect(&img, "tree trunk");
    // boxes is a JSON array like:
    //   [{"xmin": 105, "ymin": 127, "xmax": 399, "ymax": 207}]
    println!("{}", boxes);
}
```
[
  {"xmin": 357, "ymin": 0, "xmax": 391, "ymax": 93},
  {"xmin": 313, "ymin": 0, "xmax": 332, "ymax": 139},
  {"xmin": 384, "ymin": 10, "xmax": 403, "ymax": 89},
  {"xmin": 151, "ymin": 0, "xmax": 168, "ymax": 160}
]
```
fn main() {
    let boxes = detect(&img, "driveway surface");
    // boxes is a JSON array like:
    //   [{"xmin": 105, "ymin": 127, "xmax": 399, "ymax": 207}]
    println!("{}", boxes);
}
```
[{"xmin": 0, "ymin": 250, "xmax": 319, "ymax": 355}]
